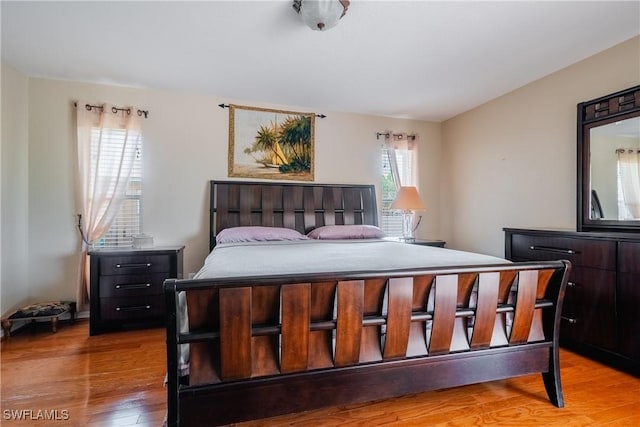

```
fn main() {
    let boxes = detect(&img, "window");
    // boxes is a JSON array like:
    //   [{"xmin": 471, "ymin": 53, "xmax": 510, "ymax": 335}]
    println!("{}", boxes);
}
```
[
  {"xmin": 617, "ymin": 162, "xmax": 630, "ymax": 220},
  {"xmin": 617, "ymin": 153, "xmax": 640, "ymax": 220},
  {"xmin": 380, "ymin": 146, "xmax": 414, "ymax": 237},
  {"xmin": 92, "ymin": 128, "xmax": 143, "ymax": 248}
]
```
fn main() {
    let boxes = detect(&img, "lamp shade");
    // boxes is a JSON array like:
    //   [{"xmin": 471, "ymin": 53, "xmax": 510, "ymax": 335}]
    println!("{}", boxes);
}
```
[
  {"xmin": 293, "ymin": 0, "xmax": 349, "ymax": 31},
  {"xmin": 390, "ymin": 186, "xmax": 426, "ymax": 211}
]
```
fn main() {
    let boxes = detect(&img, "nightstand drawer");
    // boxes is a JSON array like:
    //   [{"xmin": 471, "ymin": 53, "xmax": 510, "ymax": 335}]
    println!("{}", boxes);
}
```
[
  {"xmin": 99, "ymin": 273, "xmax": 166, "ymax": 297},
  {"xmin": 100, "ymin": 295, "xmax": 164, "ymax": 321},
  {"xmin": 99, "ymin": 254, "xmax": 171, "ymax": 275}
]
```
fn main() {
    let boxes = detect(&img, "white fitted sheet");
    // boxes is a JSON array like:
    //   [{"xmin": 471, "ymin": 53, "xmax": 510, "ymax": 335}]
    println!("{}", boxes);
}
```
[{"xmin": 194, "ymin": 239, "xmax": 507, "ymax": 279}]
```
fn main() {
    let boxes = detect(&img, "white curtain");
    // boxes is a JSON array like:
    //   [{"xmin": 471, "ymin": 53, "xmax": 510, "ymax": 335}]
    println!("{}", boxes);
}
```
[
  {"xmin": 383, "ymin": 132, "xmax": 418, "ymax": 189},
  {"xmin": 75, "ymin": 102, "xmax": 143, "ymax": 311},
  {"xmin": 383, "ymin": 132, "xmax": 420, "ymax": 237},
  {"xmin": 618, "ymin": 149, "xmax": 640, "ymax": 219}
]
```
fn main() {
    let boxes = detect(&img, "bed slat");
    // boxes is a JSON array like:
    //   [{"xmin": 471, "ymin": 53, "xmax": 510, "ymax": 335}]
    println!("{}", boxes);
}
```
[
  {"xmin": 342, "ymin": 188, "xmax": 357, "ymax": 225},
  {"xmin": 489, "ymin": 270, "xmax": 518, "ymax": 346},
  {"xmin": 528, "ymin": 269, "xmax": 554, "ymax": 342},
  {"xmin": 360, "ymin": 279, "xmax": 386, "ymax": 362},
  {"xmin": 335, "ymin": 280, "xmax": 364, "ymax": 366},
  {"xmin": 239, "ymin": 185, "xmax": 253, "ymax": 225},
  {"xmin": 383, "ymin": 277, "xmax": 413, "ymax": 359},
  {"xmin": 303, "ymin": 187, "xmax": 316, "ymax": 231},
  {"xmin": 219, "ymin": 287, "xmax": 252, "ymax": 380},
  {"xmin": 189, "ymin": 342, "xmax": 221, "ymax": 385},
  {"xmin": 261, "ymin": 185, "xmax": 275, "ymax": 226},
  {"xmin": 509, "ymin": 270, "xmax": 538, "ymax": 344},
  {"xmin": 429, "ymin": 275, "xmax": 458, "ymax": 354},
  {"xmin": 498, "ymin": 270, "xmax": 518, "ymax": 303},
  {"xmin": 309, "ymin": 282, "xmax": 336, "ymax": 369},
  {"xmin": 470, "ymin": 272, "xmax": 500, "ymax": 349},
  {"xmin": 322, "ymin": 188, "xmax": 336, "ymax": 226},
  {"xmin": 281, "ymin": 283, "xmax": 311, "ymax": 373},
  {"xmin": 363, "ymin": 188, "xmax": 377, "ymax": 225}
]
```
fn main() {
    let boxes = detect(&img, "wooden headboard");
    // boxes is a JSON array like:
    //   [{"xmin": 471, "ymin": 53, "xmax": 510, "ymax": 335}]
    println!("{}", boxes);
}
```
[{"xmin": 210, "ymin": 180, "xmax": 378, "ymax": 250}]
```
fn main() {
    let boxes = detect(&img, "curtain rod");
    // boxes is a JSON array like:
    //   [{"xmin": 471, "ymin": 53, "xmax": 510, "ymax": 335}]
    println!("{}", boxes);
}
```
[
  {"xmin": 376, "ymin": 132, "xmax": 416, "ymax": 140},
  {"xmin": 73, "ymin": 102, "xmax": 149, "ymax": 118},
  {"xmin": 218, "ymin": 103, "xmax": 326, "ymax": 119}
]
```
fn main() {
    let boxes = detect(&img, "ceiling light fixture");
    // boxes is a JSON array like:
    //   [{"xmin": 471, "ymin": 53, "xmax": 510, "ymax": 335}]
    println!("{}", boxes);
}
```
[{"xmin": 293, "ymin": 0, "xmax": 350, "ymax": 31}]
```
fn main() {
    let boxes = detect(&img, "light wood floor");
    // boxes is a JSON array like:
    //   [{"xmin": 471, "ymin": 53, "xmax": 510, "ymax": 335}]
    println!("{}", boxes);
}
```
[{"xmin": 1, "ymin": 320, "xmax": 638, "ymax": 427}]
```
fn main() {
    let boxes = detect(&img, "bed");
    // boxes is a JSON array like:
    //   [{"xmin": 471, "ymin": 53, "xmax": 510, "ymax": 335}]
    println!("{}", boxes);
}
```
[{"xmin": 164, "ymin": 180, "xmax": 570, "ymax": 427}]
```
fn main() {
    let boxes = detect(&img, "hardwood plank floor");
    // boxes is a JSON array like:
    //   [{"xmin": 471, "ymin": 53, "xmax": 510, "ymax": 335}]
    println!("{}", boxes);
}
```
[{"xmin": 1, "ymin": 320, "xmax": 638, "ymax": 426}]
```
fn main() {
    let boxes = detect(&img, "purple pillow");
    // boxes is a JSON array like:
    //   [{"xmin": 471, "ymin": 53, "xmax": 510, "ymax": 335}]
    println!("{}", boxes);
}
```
[
  {"xmin": 307, "ymin": 225, "xmax": 386, "ymax": 240},
  {"xmin": 216, "ymin": 226, "xmax": 307, "ymax": 245}
]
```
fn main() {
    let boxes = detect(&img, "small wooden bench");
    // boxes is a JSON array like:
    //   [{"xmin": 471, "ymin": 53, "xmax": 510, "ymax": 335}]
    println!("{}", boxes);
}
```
[{"xmin": 1, "ymin": 301, "xmax": 76, "ymax": 338}]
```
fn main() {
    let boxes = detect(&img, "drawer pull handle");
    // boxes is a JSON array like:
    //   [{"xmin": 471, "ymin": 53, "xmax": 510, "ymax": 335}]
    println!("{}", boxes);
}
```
[
  {"xmin": 115, "ymin": 263, "xmax": 152, "ymax": 269},
  {"xmin": 561, "ymin": 316, "xmax": 578, "ymax": 324},
  {"xmin": 115, "ymin": 305, "xmax": 151, "ymax": 312},
  {"xmin": 115, "ymin": 283, "xmax": 152, "ymax": 290},
  {"xmin": 529, "ymin": 245, "xmax": 578, "ymax": 255}
]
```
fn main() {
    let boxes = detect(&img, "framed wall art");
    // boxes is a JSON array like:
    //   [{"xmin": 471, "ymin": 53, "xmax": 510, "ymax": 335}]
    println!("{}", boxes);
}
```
[{"xmin": 228, "ymin": 104, "xmax": 315, "ymax": 181}]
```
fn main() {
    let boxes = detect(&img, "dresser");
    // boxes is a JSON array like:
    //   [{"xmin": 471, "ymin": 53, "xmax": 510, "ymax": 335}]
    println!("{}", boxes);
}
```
[
  {"xmin": 504, "ymin": 228, "xmax": 638, "ymax": 373},
  {"xmin": 89, "ymin": 246, "xmax": 184, "ymax": 335}
]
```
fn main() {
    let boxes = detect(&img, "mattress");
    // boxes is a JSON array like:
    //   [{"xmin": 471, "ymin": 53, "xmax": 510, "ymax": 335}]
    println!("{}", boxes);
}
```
[{"xmin": 194, "ymin": 239, "xmax": 507, "ymax": 279}]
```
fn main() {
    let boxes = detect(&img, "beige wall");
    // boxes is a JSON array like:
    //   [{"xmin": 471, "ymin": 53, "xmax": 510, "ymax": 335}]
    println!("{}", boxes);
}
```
[
  {"xmin": 7, "ymin": 78, "xmax": 440, "ymax": 311},
  {"xmin": 441, "ymin": 36, "xmax": 640, "ymax": 257},
  {"xmin": 1, "ymin": 63, "xmax": 30, "ymax": 315}
]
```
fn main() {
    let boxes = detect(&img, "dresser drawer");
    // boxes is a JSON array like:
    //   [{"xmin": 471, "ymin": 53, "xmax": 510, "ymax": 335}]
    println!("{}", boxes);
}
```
[
  {"xmin": 510, "ymin": 233, "xmax": 615, "ymax": 270},
  {"xmin": 98, "ymin": 273, "xmax": 167, "ymax": 297},
  {"xmin": 619, "ymin": 242, "xmax": 640, "ymax": 273},
  {"xmin": 560, "ymin": 266, "xmax": 617, "ymax": 352},
  {"xmin": 99, "ymin": 254, "xmax": 171, "ymax": 275},
  {"xmin": 100, "ymin": 295, "xmax": 164, "ymax": 321}
]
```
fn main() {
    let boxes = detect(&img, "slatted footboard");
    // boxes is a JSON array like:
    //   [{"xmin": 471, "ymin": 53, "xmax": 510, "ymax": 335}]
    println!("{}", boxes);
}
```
[{"xmin": 165, "ymin": 261, "xmax": 569, "ymax": 427}]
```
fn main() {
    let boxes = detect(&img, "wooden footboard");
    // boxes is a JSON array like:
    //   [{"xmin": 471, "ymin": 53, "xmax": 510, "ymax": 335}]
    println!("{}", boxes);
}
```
[{"xmin": 164, "ymin": 261, "xmax": 569, "ymax": 427}]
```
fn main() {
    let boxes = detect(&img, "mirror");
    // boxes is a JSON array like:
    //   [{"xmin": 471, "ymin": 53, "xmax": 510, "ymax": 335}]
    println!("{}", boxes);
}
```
[
  {"xmin": 578, "ymin": 85, "xmax": 640, "ymax": 232},
  {"xmin": 589, "ymin": 117, "xmax": 640, "ymax": 220}
]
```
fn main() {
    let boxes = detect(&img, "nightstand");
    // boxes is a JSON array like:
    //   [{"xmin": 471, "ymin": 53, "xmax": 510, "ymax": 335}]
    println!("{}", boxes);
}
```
[
  {"xmin": 89, "ymin": 246, "xmax": 184, "ymax": 335},
  {"xmin": 384, "ymin": 237, "xmax": 446, "ymax": 248},
  {"xmin": 408, "ymin": 239, "xmax": 446, "ymax": 248}
]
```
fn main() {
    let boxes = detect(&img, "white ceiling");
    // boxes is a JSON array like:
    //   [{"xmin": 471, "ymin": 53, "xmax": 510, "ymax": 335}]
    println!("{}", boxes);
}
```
[{"xmin": 2, "ymin": 1, "xmax": 639, "ymax": 122}]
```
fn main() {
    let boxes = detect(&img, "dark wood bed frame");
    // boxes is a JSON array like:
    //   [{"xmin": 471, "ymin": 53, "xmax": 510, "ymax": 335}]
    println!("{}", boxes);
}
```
[{"xmin": 164, "ymin": 180, "xmax": 570, "ymax": 426}]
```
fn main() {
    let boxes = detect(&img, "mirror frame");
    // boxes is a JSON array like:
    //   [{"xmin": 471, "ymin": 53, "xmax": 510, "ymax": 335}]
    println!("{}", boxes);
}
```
[{"xmin": 577, "ymin": 85, "xmax": 640, "ymax": 232}]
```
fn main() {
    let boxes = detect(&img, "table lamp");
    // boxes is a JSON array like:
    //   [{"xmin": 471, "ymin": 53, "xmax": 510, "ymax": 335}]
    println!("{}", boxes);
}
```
[{"xmin": 390, "ymin": 186, "xmax": 426, "ymax": 242}]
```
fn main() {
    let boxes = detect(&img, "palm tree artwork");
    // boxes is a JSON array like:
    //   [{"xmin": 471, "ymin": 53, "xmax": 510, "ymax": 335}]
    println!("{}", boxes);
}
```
[
  {"xmin": 278, "ymin": 115, "xmax": 312, "ymax": 173},
  {"xmin": 231, "ymin": 105, "xmax": 314, "ymax": 180},
  {"xmin": 244, "ymin": 123, "xmax": 288, "ymax": 168}
]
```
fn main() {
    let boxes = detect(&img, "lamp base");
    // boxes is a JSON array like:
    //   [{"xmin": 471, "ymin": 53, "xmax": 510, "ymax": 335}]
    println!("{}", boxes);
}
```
[{"xmin": 401, "ymin": 212, "xmax": 415, "ymax": 242}]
